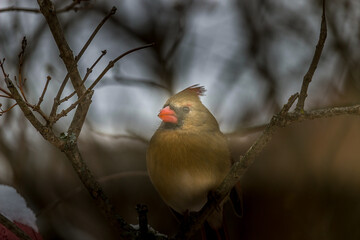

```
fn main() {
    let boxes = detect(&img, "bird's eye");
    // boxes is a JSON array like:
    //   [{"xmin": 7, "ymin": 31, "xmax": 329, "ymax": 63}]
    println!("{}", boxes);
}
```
[{"xmin": 182, "ymin": 106, "xmax": 190, "ymax": 113}]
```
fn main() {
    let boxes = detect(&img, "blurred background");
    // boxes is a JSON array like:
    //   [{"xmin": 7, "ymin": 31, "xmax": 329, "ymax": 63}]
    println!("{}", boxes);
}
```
[{"xmin": 0, "ymin": 0, "xmax": 360, "ymax": 239}]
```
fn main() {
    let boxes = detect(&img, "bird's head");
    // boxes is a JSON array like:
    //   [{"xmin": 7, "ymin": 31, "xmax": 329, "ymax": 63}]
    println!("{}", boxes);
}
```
[{"xmin": 157, "ymin": 85, "xmax": 219, "ymax": 131}]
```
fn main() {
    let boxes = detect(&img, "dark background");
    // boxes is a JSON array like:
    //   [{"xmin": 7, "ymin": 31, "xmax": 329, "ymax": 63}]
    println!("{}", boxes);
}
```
[{"xmin": 0, "ymin": 0, "xmax": 360, "ymax": 239}]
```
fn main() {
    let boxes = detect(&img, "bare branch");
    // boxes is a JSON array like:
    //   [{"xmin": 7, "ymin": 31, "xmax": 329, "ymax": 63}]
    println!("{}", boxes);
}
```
[
  {"xmin": 88, "ymin": 43, "xmax": 155, "ymax": 92},
  {"xmin": 0, "ymin": 60, "xmax": 14, "ymax": 98},
  {"xmin": 0, "ymin": 6, "xmax": 40, "ymax": 13},
  {"xmin": 65, "ymin": 44, "xmax": 153, "ymax": 138},
  {"xmin": 4, "ymin": 77, "xmax": 63, "ymax": 148},
  {"xmin": 226, "ymin": 93, "xmax": 298, "ymax": 138},
  {"xmin": 75, "ymin": 7, "xmax": 116, "ymax": 61},
  {"xmin": 0, "ymin": 87, "xmax": 12, "ymax": 98},
  {"xmin": 0, "ymin": 58, "xmax": 9, "ymax": 78},
  {"xmin": 37, "ymin": 0, "xmax": 85, "ymax": 95},
  {"xmin": 82, "ymin": 50, "xmax": 107, "ymax": 85},
  {"xmin": 60, "ymin": 50, "xmax": 107, "ymax": 104},
  {"xmin": 26, "ymin": 102, "xmax": 50, "ymax": 123},
  {"xmin": 0, "ymin": 0, "xmax": 84, "ymax": 14},
  {"xmin": 295, "ymin": 0, "xmax": 327, "ymax": 112},
  {"xmin": 51, "ymin": 43, "xmax": 154, "ymax": 125},
  {"xmin": 17, "ymin": 36, "xmax": 28, "ymax": 102},
  {"xmin": 34, "ymin": 4, "xmax": 137, "ymax": 235},
  {"xmin": 58, "ymin": 85, "xmax": 78, "ymax": 105},
  {"xmin": 0, "ymin": 103, "xmax": 17, "ymax": 114},
  {"xmin": 1, "ymin": 59, "xmax": 48, "ymax": 120},
  {"xmin": 49, "ymin": 73, "xmax": 70, "ymax": 120},
  {"xmin": 288, "ymin": 104, "xmax": 360, "ymax": 121},
  {"xmin": 136, "ymin": 204, "xmax": 150, "ymax": 239},
  {"xmin": 49, "ymin": 5, "xmax": 115, "ymax": 122},
  {"xmin": 279, "ymin": 92, "xmax": 299, "ymax": 115},
  {"xmin": 67, "ymin": 91, "xmax": 93, "ymax": 138},
  {"xmin": 63, "ymin": 144, "xmax": 137, "ymax": 239},
  {"xmin": 36, "ymin": 76, "xmax": 51, "ymax": 108},
  {"xmin": 0, "ymin": 94, "xmax": 13, "ymax": 99},
  {"xmin": 0, "ymin": 213, "xmax": 32, "ymax": 240}
]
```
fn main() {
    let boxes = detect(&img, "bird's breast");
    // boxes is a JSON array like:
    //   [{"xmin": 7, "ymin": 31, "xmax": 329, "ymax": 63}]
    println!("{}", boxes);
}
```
[{"xmin": 147, "ymin": 130, "xmax": 230, "ymax": 213}]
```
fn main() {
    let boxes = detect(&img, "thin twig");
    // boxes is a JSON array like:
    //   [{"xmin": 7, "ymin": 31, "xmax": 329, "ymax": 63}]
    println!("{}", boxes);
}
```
[
  {"xmin": 49, "ymin": 74, "xmax": 70, "ymax": 121},
  {"xmin": 36, "ymin": 76, "xmax": 51, "ymax": 108},
  {"xmin": 0, "ymin": 1, "xmax": 84, "ymax": 14},
  {"xmin": 75, "ymin": 7, "xmax": 116, "ymax": 61},
  {"xmin": 49, "ymin": 6, "xmax": 116, "ymax": 121},
  {"xmin": 17, "ymin": 36, "xmax": 28, "ymax": 102},
  {"xmin": 0, "ymin": 103, "xmax": 17, "ymax": 114},
  {"xmin": 287, "ymin": 104, "xmax": 360, "ymax": 121},
  {"xmin": 82, "ymin": 50, "xmax": 107, "ymax": 85},
  {"xmin": 0, "ymin": 94, "xmax": 13, "ymax": 99},
  {"xmin": 226, "ymin": 94, "xmax": 298, "ymax": 138},
  {"xmin": 295, "ymin": 0, "xmax": 327, "ymax": 112},
  {"xmin": 0, "ymin": 60, "xmax": 13, "ymax": 98},
  {"xmin": 0, "ymin": 58, "xmax": 9, "ymax": 77},
  {"xmin": 0, "ymin": 6, "xmax": 40, "ymax": 13},
  {"xmin": 58, "ymin": 84, "xmax": 77, "ymax": 105},
  {"xmin": 279, "ymin": 92, "xmax": 299, "ymax": 115},
  {"xmin": 52, "ymin": 94, "xmax": 86, "ymax": 123},
  {"xmin": 60, "ymin": 50, "xmax": 107, "ymax": 104},
  {"xmin": 87, "ymin": 43, "xmax": 155, "ymax": 92},
  {"xmin": 38, "ymin": 0, "xmax": 86, "ymax": 96},
  {"xmin": 136, "ymin": 204, "xmax": 149, "ymax": 239},
  {"xmin": 27, "ymin": 102, "xmax": 50, "ymax": 122},
  {"xmin": 0, "ymin": 87, "xmax": 12, "ymax": 98},
  {"xmin": 52, "ymin": 43, "xmax": 154, "ymax": 124},
  {"xmin": 5, "ymin": 77, "xmax": 63, "ymax": 148}
]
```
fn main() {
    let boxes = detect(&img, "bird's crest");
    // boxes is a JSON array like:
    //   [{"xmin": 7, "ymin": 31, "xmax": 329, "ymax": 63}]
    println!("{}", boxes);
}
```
[
  {"xmin": 166, "ymin": 84, "xmax": 206, "ymax": 104},
  {"xmin": 182, "ymin": 84, "xmax": 206, "ymax": 96}
]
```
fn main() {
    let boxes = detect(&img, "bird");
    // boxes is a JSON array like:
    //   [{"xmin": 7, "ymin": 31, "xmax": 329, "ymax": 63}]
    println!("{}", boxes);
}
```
[{"xmin": 147, "ymin": 85, "xmax": 240, "ymax": 239}]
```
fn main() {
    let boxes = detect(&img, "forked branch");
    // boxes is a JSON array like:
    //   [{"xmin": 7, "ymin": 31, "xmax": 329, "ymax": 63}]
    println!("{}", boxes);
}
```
[
  {"xmin": 49, "ymin": 6, "xmax": 117, "ymax": 122},
  {"xmin": 295, "ymin": 0, "xmax": 327, "ymax": 112},
  {"xmin": 51, "ymin": 43, "xmax": 154, "ymax": 125}
]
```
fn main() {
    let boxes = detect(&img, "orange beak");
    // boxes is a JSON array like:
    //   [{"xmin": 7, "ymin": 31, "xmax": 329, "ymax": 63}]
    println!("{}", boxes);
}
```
[{"xmin": 158, "ymin": 106, "xmax": 178, "ymax": 123}]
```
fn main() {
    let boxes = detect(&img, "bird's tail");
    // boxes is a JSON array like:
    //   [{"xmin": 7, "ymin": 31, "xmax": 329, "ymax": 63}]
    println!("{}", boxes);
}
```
[
  {"xmin": 201, "ymin": 204, "xmax": 229, "ymax": 240},
  {"xmin": 230, "ymin": 183, "xmax": 243, "ymax": 217},
  {"xmin": 201, "ymin": 183, "xmax": 242, "ymax": 239}
]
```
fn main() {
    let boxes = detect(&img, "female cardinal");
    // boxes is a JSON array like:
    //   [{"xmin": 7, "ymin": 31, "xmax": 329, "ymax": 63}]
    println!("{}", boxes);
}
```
[{"xmin": 147, "ymin": 85, "xmax": 234, "ymax": 239}]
